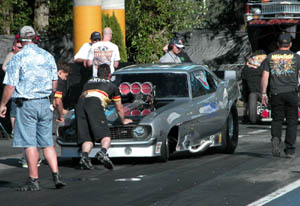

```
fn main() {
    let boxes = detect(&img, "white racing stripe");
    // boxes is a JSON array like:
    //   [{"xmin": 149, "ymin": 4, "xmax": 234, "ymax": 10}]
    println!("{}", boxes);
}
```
[
  {"xmin": 247, "ymin": 179, "xmax": 300, "ymax": 206},
  {"xmin": 248, "ymin": 130, "xmax": 267, "ymax": 135}
]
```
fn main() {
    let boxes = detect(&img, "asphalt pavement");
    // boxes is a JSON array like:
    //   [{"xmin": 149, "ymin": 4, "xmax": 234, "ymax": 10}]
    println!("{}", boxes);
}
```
[{"xmin": 2, "ymin": 106, "xmax": 300, "ymax": 206}]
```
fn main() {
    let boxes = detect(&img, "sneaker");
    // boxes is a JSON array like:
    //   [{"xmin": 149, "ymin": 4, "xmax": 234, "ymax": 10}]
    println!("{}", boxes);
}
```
[
  {"xmin": 79, "ymin": 156, "xmax": 94, "ymax": 170},
  {"xmin": 10, "ymin": 129, "xmax": 14, "ymax": 139},
  {"xmin": 22, "ymin": 161, "xmax": 28, "ymax": 168},
  {"xmin": 20, "ymin": 159, "xmax": 42, "ymax": 168},
  {"xmin": 271, "ymin": 137, "xmax": 281, "ymax": 157},
  {"xmin": 16, "ymin": 177, "xmax": 40, "ymax": 191},
  {"xmin": 284, "ymin": 148, "xmax": 296, "ymax": 158},
  {"xmin": 37, "ymin": 159, "xmax": 42, "ymax": 167},
  {"xmin": 52, "ymin": 173, "xmax": 67, "ymax": 189},
  {"xmin": 95, "ymin": 150, "xmax": 114, "ymax": 170}
]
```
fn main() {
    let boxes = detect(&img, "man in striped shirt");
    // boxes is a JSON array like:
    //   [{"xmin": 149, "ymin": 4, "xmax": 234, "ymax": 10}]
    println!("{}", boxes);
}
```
[{"xmin": 76, "ymin": 64, "xmax": 132, "ymax": 170}]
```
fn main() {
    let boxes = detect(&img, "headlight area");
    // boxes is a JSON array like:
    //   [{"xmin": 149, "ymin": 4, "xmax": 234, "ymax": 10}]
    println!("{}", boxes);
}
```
[{"xmin": 132, "ymin": 126, "xmax": 151, "ymax": 139}]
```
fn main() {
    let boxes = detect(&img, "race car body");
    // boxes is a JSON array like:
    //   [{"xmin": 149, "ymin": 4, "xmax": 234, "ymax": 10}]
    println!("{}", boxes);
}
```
[{"xmin": 56, "ymin": 64, "xmax": 240, "ymax": 162}]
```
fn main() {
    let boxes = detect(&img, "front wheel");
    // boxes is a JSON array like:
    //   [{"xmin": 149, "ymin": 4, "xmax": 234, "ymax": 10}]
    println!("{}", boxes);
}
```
[
  {"xmin": 157, "ymin": 137, "xmax": 170, "ymax": 162},
  {"xmin": 218, "ymin": 105, "xmax": 239, "ymax": 154}
]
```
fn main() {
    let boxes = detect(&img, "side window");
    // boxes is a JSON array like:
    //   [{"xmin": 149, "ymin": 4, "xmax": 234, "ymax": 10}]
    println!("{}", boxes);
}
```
[
  {"xmin": 206, "ymin": 71, "xmax": 217, "ymax": 92},
  {"xmin": 191, "ymin": 70, "xmax": 210, "ymax": 98}
]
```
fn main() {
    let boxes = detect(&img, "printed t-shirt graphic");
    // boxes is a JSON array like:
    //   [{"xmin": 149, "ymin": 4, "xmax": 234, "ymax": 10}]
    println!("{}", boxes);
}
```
[
  {"xmin": 93, "ymin": 46, "xmax": 113, "ymax": 66},
  {"xmin": 270, "ymin": 53, "xmax": 296, "ymax": 77}
]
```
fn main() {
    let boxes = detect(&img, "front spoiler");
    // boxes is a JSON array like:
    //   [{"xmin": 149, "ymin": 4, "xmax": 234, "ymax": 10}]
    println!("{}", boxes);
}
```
[{"xmin": 57, "ymin": 138, "xmax": 161, "ymax": 158}]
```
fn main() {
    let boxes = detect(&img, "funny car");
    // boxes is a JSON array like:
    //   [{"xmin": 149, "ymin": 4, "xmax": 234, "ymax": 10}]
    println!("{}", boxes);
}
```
[{"xmin": 56, "ymin": 63, "xmax": 240, "ymax": 162}]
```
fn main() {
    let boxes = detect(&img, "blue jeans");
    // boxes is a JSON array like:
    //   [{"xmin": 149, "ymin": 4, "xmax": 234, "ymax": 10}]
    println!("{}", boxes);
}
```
[{"xmin": 13, "ymin": 98, "xmax": 53, "ymax": 148}]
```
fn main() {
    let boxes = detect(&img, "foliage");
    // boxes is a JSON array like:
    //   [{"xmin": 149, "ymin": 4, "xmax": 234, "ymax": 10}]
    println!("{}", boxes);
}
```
[
  {"xmin": 202, "ymin": 0, "xmax": 246, "ymax": 31},
  {"xmin": 48, "ymin": 0, "xmax": 73, "ymax": 35},
  {"xmin": 0, "ymin": 0, "xmax": 32, "ymax": 34},
  {"xmin": 102, "ymin": 13, "xmax": 128, "ymax": 62},
  {"xmin": 0, "ymin": 0, "xmax": 73, "ymax": 35},
  {"xmin": 125, "ymin": 0, "xmax": 205, "ymax": 63}
]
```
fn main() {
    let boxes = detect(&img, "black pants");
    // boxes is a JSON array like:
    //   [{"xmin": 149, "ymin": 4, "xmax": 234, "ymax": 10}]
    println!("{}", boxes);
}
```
[
  {"xmin": 271, "ymin": 91, "xmax": 298, "ymax": 148},
  {"xmin": 76, "ymin": 97, "xmax": 110, "ymax": 145}
]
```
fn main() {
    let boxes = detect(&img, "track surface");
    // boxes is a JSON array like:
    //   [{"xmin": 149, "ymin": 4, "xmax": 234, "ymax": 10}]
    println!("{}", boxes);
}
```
[{"xmin": 0, "ymin": 121, "xmax": 300, "ymax": 206}]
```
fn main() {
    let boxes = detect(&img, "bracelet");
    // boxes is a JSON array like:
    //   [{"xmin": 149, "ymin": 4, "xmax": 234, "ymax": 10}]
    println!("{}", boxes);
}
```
[{"xmin": 262, "ymin": 93, "xmax": 267, "ymax": 97}]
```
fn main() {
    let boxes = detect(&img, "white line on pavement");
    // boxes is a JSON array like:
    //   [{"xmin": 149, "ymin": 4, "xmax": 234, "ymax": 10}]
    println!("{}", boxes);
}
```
[
  {"xmin": 238, "ymin": 135, "xmax": 249, "ymax": 138},
  {"xmin": 248, "ymin": 130, "xmax": 267, "ymax": 135},
  {"xmin": 247, "ymin": 179, "xmax": 300, "ymax": 206}
]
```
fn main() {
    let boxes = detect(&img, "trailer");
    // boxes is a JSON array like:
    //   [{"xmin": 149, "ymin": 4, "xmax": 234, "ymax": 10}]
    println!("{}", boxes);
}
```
[{"xmin": 244, "ymin": 0, "xmax": 300, "ymax": 123}]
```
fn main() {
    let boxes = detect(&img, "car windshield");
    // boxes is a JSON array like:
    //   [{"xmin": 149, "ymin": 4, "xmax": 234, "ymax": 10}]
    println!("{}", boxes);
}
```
[{"xmin": 112, "ymin": 72, "xmax": 189, "ymax": 98}]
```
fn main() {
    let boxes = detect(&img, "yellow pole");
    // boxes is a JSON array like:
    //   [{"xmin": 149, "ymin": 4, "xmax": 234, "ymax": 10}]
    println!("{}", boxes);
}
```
[
  {"xmin": 102, "ymin": 0, "xmax": 125, "ymax": 44},
  {"xmin": 73, "ymin": 0, "xmax": 102, "ymax": 54}
]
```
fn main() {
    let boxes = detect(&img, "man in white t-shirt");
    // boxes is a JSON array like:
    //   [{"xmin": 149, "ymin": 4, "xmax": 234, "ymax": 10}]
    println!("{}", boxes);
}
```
[
  {"xmin": 87, "ymin": 27, "xmax": 121, "ymax": 76},
  {"xmin": 74, "ymin": 31, "xmax": 101, "ymax": 68}
]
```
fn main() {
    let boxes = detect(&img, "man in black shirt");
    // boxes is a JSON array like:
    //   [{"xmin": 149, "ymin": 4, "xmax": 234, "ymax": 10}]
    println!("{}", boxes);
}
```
[
  {"xmin": 261, "ymin": 33, "xmax": 300, "ymax": 158},
  {"xmin": 241, "ymin": 50, "xmax": 267, "ymax": 122},
  {"xmin": 54, "ymin": 63, "xmax": 71, "ymax": 122},
  {"xmin": 76, "ymin": 64, "xmax": 132, "ymax": 170}
]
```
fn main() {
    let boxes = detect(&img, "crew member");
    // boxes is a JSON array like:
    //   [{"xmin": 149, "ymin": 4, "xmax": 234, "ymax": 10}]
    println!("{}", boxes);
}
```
[
  {"xmin": 261, "ymin": 33, "xmax": 300, "ymax": 158},
  {"xmin": 87, "ymin": 27, "xmax": 121, "ymax": 76},
  {"xmin": 74, "ymin": 31, "xmax": 101, "ymax": 68},
  {"xmin": 159, "ymin": 37, "xmax": 184, "ymax": 63},
  {"xmin": 54, "ymin": 63, "xmax": 71, "ymax": 122},
  {"xmin": 0, "ymin": 26, "xmax": 66, "ymax": 191},
  {"xmin": 241, "ymin": 50, "xmax": 267, "ymax": 122},
  {"xmin": 76, "ymin": 64, "xmax": 132, "ymax": 170}
]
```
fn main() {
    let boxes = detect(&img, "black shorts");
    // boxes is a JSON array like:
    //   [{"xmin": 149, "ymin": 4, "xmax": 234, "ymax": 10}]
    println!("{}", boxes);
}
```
[{"xmin": 76, "ymin": 97, "xmax": 110, "ymax": 145}]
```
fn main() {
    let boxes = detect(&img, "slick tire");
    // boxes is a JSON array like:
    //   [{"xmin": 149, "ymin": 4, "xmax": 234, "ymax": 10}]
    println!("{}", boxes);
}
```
[
  {"xmin": 157, "ymin": 136, "xmax": 170, "ymax": 162},
  {"xmin": 248, "ymin": 92, "xmax": 258, "ymax": 124},
  {"xmin": 218, "ymin": 105, "xmax": 239, "ymax": 154}
]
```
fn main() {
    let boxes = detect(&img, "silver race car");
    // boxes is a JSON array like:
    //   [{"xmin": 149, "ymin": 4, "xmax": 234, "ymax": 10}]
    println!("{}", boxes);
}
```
[{"xmin": 57, "ymin": 64, "xmax": 240, "ymax": 162}]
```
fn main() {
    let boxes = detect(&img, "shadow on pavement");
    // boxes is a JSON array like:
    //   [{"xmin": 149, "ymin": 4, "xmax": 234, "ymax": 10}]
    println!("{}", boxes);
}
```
[
  {"xmin": 0, "ymin": 158, "xmax": 20, "ymax": 167},
  {"xmin": 233, "ymin": 152, "xmax": 271, "ymax": 158},
  {"xmin": 0, "ymin": 180, "xmax": 18, "ymax": 189}
]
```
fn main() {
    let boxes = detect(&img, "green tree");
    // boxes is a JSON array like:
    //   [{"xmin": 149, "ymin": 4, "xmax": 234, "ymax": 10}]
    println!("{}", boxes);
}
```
[
  {"xmin": 0, "ymin": 0, "xmax": 32, "ymax": 34},
  {"xmin": 125, "ymin": 0, "xmax": 204, "ymax": 63},
  {"xmin": 202, "ymin": 0, "xmax": 246, "ymax": 31},
  {"xmin": 48, "ymin": 0, "xmax": 73, "ymax": 35},
  {"xmin": 102, "ymin": 13, "xmax": 128, "ymax": 62}
]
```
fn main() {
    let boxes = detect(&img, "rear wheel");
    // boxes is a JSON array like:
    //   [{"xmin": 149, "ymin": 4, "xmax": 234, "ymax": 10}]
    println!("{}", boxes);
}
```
[
  {"xmin": 218, "ymin": 105, "xmax": 239, "ymax": 154},
  {"xmin": 248, "ymin": 92, "xmax": 258, "ymax": 124}
]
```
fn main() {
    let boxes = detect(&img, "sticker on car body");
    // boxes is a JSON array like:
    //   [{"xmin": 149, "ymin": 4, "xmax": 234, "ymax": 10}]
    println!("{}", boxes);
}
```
[
  {"xmin": 167, "ymin": 112, "xmax": 181, "ymax": 124},
  {"xmin": 199, "ymin": 102, "xmax": 218, "ymax": 114}
]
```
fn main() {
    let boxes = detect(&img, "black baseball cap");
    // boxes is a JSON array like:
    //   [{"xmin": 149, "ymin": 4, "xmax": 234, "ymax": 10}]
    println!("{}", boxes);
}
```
[
  {"xmin": 90, "ymin": 31, "xmax": 101, "ymax": 41},
  {"xmin": 278, "ymin": 33, "xmax": 291, "ymax": 44},
  {"xmin": 169, "ymin": 38, "xmax": 184, "ymax": 48}
]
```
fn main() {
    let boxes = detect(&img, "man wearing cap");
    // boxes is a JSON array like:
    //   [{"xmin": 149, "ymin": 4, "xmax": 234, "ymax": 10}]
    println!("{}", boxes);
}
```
[
  {"xmin": 76, "ymin": 64, "xmax": 132, "ymax": 170},
  {"xmin": 87, "ymin": 27, "xmax": 121, "ymax": 76},
  {"xmin": 74, "ymin": 31, "xmax": 101, "ymax": 68},
  {"xmin": 0, "ymin": 25, "xmax": 66, "ymax": 191},
  {"xmin": 261, "ymin": 33, "xmax": 300, "ymax": 158},
  {"xmin": 159, "ymin": 37, "xmax": 184, "ymax": 63}
]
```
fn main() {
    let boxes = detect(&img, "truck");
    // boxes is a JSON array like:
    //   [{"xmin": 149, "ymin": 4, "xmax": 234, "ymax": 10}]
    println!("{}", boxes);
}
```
[{"xmin": 244, "ymin": 0, "xmax": 300, "ymax": 123}]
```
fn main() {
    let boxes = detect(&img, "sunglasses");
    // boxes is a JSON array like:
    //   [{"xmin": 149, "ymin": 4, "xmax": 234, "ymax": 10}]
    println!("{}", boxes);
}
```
[{"xmin": 16, "ymin": 46, "xmax": 22, "ymax": 49}]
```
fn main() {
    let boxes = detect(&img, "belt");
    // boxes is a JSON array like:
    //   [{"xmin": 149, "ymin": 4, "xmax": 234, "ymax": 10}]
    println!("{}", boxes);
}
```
[{"xmin": 18, "ymin": 96, "xmax": 49, "ymax": 102}]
